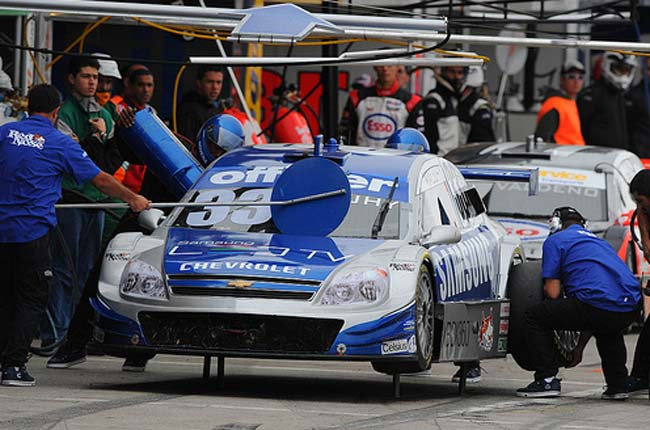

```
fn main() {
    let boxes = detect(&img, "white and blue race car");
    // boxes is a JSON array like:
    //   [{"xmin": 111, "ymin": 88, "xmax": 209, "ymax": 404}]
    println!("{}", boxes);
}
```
[{"xmin": 92, "ymin": 142, "xmax": 544, "ymax": 374}]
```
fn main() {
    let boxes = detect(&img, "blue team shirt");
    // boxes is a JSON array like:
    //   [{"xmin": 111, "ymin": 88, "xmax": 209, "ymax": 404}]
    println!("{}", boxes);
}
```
[
  {"xmin": 0, "ymin": 115, "xmax": 100, "ymax": 243},
  {"xmin": 542, "ymin": 224, "xmax": 641, "ymax": 312}
]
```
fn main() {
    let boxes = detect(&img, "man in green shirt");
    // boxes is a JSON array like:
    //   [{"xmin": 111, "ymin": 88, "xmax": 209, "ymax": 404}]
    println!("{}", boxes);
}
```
[{"xmin": 40, "ymin": 56, "xmax": 123, "ymax": 347}]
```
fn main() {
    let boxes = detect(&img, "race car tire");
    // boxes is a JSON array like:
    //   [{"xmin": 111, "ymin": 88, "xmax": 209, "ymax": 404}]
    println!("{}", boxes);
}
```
[
  {"xmin": 507, "ymin": 260, "xmax": 580, "ymax": 371},
  {"xmin": 371, "ymin": 264, "xmax": 434, "ymax": 375}
]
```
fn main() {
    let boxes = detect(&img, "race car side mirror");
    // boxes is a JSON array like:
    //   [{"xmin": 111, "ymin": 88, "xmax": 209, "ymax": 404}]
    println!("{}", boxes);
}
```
[
  {"xmin": 422, "ymin": 225, "xmax": 461, "ymax": 248},
  {"xmin": 138, "ymin": 208, "xmax": 166, "ymax": 232}
]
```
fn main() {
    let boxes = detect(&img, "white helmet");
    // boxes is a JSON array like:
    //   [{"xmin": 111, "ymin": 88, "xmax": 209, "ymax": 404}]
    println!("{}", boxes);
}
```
[
  {"xmin": 466, "ymin": 65, "xmax": 485, "ymax": 88},
  {"xmin": 601, "ymin": 52, "xmax": 637, "ymax": 91}
]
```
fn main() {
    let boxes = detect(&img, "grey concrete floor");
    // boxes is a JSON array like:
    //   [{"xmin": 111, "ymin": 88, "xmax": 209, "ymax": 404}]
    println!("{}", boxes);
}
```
[{"xmin": 0, "ymin": 334, "xmax": 648, "ymax": 430}]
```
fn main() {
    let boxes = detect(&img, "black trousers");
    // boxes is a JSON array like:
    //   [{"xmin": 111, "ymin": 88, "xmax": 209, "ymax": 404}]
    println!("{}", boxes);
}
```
[
  {"xmin": 631, "ymin": 314, "xmax": 650, "ymax": 381},
  {"xmin": 525, "ymin": 297, "xmax": 637, "ymax": 389},
  {"xmin": 0, "ymin": 231, "xmax": 53, "ymax": 367}
]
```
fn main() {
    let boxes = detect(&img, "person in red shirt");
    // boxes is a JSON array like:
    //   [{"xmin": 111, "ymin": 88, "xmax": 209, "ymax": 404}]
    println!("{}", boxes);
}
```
[{"xmin": 105, "ymin": 65, "xmax": 152, "ymax": 193}]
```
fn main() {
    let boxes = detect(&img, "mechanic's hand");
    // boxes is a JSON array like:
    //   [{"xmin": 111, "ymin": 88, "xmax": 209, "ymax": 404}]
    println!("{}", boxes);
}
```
[
  {"xmin": 128, "ymin": 194, "xmax": 151, "ymax": 213},
  {"xmin": 117, "ymin": 107, "xmax": 136, "ymax": 128},
  {"xmin": 89, "ymin": 117, "xmax": 107, "ymax": 134},
  {"xmin": 70, "ymin": 132, "xmax": 79, "ymax": 143}
]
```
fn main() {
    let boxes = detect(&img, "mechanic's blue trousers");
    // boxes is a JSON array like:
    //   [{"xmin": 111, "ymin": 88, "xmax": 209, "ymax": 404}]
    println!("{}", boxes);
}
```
[
  {"xmin": 0, "ymin": 231, "xmax": 52, "ymax": 367},
  {"xmin": 41, "ymin": 209, "xmax": 104, "ymax": 346}
]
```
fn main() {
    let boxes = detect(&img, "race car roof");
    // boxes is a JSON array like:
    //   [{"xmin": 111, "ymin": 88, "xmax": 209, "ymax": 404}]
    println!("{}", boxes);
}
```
[
  {"xmin": 191, "ymin": 143, "xmax": 423, "ymax": 201},
  {"xmin": 446, "ymin": 141, "xmax": 636, "ymax": 171}
]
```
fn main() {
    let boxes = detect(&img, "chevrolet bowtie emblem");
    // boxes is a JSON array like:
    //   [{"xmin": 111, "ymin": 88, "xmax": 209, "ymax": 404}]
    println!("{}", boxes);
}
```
[{"xmin": 228, "ymin": 280, "xmax": 254, "ymax": 289}]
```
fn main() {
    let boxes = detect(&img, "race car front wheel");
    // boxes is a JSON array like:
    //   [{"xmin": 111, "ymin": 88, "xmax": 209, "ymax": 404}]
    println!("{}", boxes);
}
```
[{"xmin": 372, "ymin": 264, "xmax": 434, "ymax": 374}]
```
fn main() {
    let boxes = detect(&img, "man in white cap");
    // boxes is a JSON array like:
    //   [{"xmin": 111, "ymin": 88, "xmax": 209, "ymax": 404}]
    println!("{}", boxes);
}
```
[
  {"xmin": 92, "ymin": 53, "xmax": 121, "ymax": 107},
  {"xmin": 535, "ymin": 59, "xmax": 586, "ymax": 145}
]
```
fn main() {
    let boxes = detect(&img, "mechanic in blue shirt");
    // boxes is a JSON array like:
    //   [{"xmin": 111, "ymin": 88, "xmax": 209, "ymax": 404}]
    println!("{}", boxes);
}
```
[
  {"xmin": 517, "ymin": 206, "xmax": 640, "ymax": 399},
  {"xmin": 0, "ymin": 84, "xmax": 150, "ymax": 387}
]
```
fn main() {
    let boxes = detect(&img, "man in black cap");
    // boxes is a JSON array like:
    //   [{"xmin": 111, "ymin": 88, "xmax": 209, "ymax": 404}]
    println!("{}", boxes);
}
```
[{"xmin": 535, "ymin": 59, "xmax": 586, "ymax": 145}]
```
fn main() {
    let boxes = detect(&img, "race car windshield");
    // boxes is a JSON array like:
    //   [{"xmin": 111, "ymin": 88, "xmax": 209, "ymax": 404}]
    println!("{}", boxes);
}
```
[
  {"xmin": 332, "ymin": 194, "xmax": 402, "ymax": 239},
  {"xmin": 478, "ymin": 180, "xmax": 608, "ymax": 221},
  {"xmin": 170, "ymin": 188, "xmax": 403, "ymax": 239}
]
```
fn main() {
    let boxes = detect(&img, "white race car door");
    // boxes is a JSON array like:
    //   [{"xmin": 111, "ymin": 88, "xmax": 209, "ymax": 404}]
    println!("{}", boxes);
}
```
[{"xmin": 419, "ymin": 160, "xmax": 500, "ymax": 303}]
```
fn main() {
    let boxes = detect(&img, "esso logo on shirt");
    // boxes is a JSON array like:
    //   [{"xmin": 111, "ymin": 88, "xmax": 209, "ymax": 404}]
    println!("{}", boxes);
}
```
[{"xmin": 363, "ymin": 113, "xmax": 397, "ymax": 141}]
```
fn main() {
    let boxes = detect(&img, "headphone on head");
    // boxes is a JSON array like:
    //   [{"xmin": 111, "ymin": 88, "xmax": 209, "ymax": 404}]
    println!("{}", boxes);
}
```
[{"xmin": 548, "ymin": 206, "xmax": 587, "ymax": 235}]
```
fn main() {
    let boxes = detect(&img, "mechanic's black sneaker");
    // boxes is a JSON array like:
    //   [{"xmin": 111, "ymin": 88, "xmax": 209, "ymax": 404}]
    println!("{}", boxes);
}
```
[
  {"xmin": 452, "ymin": 365, "xmax": 481, "ymax": 383},
  {"xmin": 47, "ymin": 348, "xmax": 87, "ymax": 369},
  {"xmin": 516, "ymin": 378, "xmax": 561, "ymax": 398},
  {"xmin": 1, "ymin": 366, "xmax": 36, "ymax": 387},
  {"xmin": 601, "ymin": 386, "xmax": 629, "ymax": 400},
  {"xmin": 626, "ymin": 376, "xmax": 649, "ymax": 393},
  {"xmin": 122, "ymin": 357, "xmax": 148, "ymax": 372}
]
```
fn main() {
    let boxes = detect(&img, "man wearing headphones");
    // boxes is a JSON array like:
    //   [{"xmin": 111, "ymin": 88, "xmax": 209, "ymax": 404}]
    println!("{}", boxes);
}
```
[{"xmin": 517, "ymin": 207, "xmax": 640, "ymax": 399}]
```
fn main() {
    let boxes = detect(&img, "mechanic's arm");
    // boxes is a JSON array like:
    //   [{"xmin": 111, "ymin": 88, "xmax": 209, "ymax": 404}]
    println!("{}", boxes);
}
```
[
  {"xmin": 636, "ymin": 207, "xmax": 650, "ymax": 262},
  {"xmin": 422, "ymin": 97, "xmax": 441, "ymax": 154},
  {"xmin": 544, "ymin": 278, "xmax": 562, "ymax": 299},
  {"xmin": 80, "ymin": 132, "xmax": 124, "ymax": 175},
  {"xmin": 468, "ymin": 106, "xmax": 495, "ymax": 143},
  {"xmin": 534, "ymin": 108, "xmax": 559, "ymax": 143},
  {"xmin": 91, "ymin": 171, "xmax": 151, "ymax": 212}
]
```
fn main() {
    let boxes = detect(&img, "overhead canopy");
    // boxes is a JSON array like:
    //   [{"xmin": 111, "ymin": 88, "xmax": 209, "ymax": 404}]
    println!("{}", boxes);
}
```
[
  {"xmin": 2, "ymin": 0, "xmax": 649, "ymax": 53},
  {"xmin": 0, "ymin": 0, "xmax": 447, "ymax": 43}
]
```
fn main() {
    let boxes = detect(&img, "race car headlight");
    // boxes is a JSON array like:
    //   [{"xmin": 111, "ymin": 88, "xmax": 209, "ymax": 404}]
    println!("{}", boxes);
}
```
[
  {"xmin": 319, "ymin": 267, "xmax": 389, "ymax": 305},
  {"xmin": 119, "ymin": 260, "xmax": 168, "ymax": 300}
]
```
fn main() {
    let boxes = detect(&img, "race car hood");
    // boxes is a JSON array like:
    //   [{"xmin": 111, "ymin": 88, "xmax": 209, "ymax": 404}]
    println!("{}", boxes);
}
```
[{"xmin": 163, "ymin": 227, "xmax": 385, "ymax": 282}]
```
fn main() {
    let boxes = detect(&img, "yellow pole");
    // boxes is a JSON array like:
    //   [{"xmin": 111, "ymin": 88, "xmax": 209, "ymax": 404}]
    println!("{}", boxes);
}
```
[{"xmin": 244, "ymin": 0, "xmax": 264, "ymax": 121}]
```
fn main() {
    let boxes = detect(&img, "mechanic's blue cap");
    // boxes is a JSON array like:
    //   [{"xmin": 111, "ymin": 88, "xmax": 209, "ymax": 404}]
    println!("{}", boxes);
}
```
[
  {"xmin": 196, "ymin": 114, "xmax": 245, "ymax": 166},
  {"xmin": 386, "ymin": 128, "xmax": 430, "ymax": 153}
]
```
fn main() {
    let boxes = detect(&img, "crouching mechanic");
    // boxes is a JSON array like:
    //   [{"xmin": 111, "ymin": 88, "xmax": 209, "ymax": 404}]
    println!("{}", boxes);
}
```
[
  {"xmin": 0, "ymin": 84, "xmax": 150, "ymax": 386},
  {"xmin": 517, "ymin": 207, "xmax": 640, "ymax": 399}
]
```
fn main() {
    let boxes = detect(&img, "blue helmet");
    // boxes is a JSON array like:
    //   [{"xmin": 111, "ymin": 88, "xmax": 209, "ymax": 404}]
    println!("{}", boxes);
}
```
[
  {"xmin": 386, "ymin": 128, "xmax": 430, "ymax": 153},
  {"xmin": 196, "ymin": 114, "xmax": 245, "ymax": 166}
]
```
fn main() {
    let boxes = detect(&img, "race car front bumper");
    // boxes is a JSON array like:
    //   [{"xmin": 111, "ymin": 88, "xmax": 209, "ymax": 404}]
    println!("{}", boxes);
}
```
[{"xmin": 90, "ymin": 297, "xmax": 418, "ymax": 361}]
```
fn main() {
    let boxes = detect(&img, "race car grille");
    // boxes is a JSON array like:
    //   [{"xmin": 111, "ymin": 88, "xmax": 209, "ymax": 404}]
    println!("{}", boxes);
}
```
[
  {"xmin": 167, "ymin": 275, "xmax": 320, "ymax": 301},
  {"xmin": 170, "ymin": 286, "xmax": 314, "ymax": 300},
  {"xmin": 139, "ymin": 312, "xmax": 343, "ymax": 353}
]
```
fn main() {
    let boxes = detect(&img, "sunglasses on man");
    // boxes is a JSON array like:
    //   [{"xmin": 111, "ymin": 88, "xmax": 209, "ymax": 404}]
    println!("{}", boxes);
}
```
[{"xmin": 563, "ymin": 73, "xmax": 584, "ymax": 81}]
